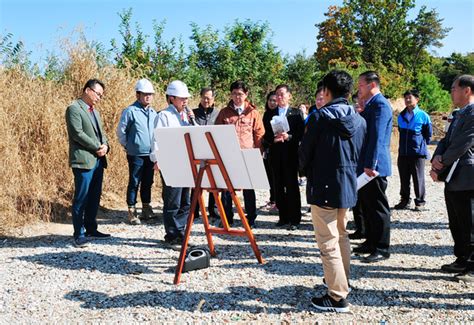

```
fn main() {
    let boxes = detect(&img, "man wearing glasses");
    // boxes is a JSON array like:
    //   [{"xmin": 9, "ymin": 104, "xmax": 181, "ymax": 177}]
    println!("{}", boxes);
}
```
[{"xmin": 65, "ymin": 79, "xmax": 110, "ymax": 248}]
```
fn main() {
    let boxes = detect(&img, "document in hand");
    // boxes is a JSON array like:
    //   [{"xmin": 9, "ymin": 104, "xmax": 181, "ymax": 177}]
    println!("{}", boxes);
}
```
[
  {"xmin": 270, "ymin": 115, "xmax": 290, "ymax": 135},
  {"xmin": 357, "ymin": 170, "xmax": 380, "ymax": 190},
  {"xmin": 445, "ymin": 158, "xmax": 459, "ymax": 183}
]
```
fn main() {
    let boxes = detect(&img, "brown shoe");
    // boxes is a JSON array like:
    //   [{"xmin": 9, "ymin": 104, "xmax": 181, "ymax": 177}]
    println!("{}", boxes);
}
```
[{"xmin": 128, "ymin": 206, "xmax": 141, "ymax": 225}]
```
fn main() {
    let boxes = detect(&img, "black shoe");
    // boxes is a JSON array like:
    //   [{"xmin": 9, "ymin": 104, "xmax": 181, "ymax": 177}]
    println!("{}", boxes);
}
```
[
  {"xmin": 393, "ymin": 199, "xmax": 410, "ymax": 210},
  {"xmin": 311, "ymin": 294, "xmax": 350, "ymax": 313},
  {"xmin": 85, "ymin": 230, "xmax": 111, "ymax": 240},
  {"xmin": 276, "ymin": 221, "xmax": 289, "ymax": 227},
  {"xmin": 73, "ymin": 236, "xmax": 89, "ymax": 248},
  {"xmin": 414, "ymin": 204, "xmax": 427, "ymax": 211},
  {"xmin": 348, "ymin": 231, "xmax": 365, "ymax": 240},
  {"xmin": 352, "ymin": 242, "xmax": 374, "ymax": 254},
  {"xmin": 288, "ymin": 224, "xmax": 298, "ymax": 231},
  {"xmin": 441, "ymin": 260, "xmax": 467, "ymax": 273},
  {"xmin": 362, "ymin": 250, "xmax": 390, "ymax": 263},
  {"xmin": 454, "ymin": 270, "xmax": 474, "ymax": 283}
]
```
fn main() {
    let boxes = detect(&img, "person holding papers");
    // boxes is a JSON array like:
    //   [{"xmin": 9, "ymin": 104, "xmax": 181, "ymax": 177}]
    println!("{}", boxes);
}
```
[
  {"xmin": 299, "ymin": 70, "xmax": 366, "ymax": 312},
  {"xmin": 151, "ymin": 80, "xmax": 193, "ymax": 247},
  {"xmin": 354, "ymin": 71, "xmax": 393, "ymax": 263},
  {"xmin": 262, "ymin": 84, "xmax": 304, "ymax": 230},
  {"xmin": 430, "ymin": 75, "xmax": 474, "ymax": 284},
  {"xmin": 215, "ymin": 80, "xmax": 264, "ymax": 228}
]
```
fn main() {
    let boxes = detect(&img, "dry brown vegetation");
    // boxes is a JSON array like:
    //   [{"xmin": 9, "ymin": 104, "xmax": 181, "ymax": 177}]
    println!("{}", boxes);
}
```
[{"xmin": 0, "ymin": 45, "xmax": 202, "ymax": 235}]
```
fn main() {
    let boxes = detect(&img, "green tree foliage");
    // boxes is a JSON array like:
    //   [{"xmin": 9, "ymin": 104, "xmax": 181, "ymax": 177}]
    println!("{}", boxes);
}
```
[
  {"xmin": 416, "ymin": 73, "xmax": 452, "ymax": 112},
  {"xmin": 0, "ymin": 33, "xmax": 33, "ymax": 72},
  {"xmin": 434, "ymin": 52, "xmax": 474, "ymax": 90},
  {"xmin": 284, "ymin": 52, "xmax": 323, "ymax": 105},
  {"xmin": 315, "ymin": 0, "xmax": 450, "ymax": 93},
  {"xmin": 188, "ymin": 20, "xmax": 285, "ymax": 106}
]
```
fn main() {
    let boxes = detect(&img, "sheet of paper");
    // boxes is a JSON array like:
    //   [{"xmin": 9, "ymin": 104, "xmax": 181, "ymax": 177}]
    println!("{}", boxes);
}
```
[{"xmin": 357, "ymin": 171, "xmax": 380, "ymax": 190}]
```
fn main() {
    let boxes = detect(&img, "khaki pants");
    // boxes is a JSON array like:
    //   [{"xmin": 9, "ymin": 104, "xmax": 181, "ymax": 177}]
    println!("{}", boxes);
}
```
[{"xmin": 311, "ymin": 205, "xmax": 350, "ymax": 300}]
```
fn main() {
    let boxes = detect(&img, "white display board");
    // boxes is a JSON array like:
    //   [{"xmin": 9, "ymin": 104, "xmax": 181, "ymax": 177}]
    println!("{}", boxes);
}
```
[{"xmin": 154, "ymin": 125, "xmax": 270, "ymax": 190}]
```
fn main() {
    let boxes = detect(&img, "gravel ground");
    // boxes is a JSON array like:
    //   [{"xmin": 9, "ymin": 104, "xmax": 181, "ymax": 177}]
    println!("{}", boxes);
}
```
[{"xmin": 1, "ymin": 158, "xmax": 473, "ymax": 323}]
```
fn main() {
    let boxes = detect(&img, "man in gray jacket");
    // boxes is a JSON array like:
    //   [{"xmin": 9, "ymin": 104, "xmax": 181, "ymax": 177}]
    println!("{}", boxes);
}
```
[
  {"xmin": 117, "ymin": 79, "xmax": 158, "ymax": 225},
  {"xmin": 431, "ymin": 74, "xmax": 474, "ymax": 283}
]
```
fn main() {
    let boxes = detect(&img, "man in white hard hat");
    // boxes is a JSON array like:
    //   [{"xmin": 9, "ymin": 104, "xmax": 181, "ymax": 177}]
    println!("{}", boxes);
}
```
[
  {"xmin": 117, "ymin": 78, "xmax": 158, "ymax": 225},
  {"xmin": 151, "ymin": 80, "xmax": 194, "ymax": 247}
]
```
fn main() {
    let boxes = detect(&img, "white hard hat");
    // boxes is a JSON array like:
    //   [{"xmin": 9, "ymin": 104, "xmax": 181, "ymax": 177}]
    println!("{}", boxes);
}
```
[
  {"xmin": 166, "ymin": 80, "xmax": 191, "ymax": 98},
  {"xmin": 135, "ymin": 78, "xmax": 155, "ymax": 93}
]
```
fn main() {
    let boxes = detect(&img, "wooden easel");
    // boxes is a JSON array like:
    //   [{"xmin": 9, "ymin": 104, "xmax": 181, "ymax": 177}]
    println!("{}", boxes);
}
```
[{"xmin": 174, "ymin": 131, "xmax": 264, "ymax": 284}]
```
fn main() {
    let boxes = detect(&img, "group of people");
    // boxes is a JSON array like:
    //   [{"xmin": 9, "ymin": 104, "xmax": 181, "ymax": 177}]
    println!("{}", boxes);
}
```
[{"xmin": 65, "ymin": 71, "xmax": 474, "ymax": 313}]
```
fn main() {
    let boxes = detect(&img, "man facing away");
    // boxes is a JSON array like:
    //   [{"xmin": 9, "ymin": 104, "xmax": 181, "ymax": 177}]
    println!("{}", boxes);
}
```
[
  {"xmin": 394, "ymin": 89, "xmax": 432, "ymax": 211},
  {"xmin": 215, "ymin": 80, "xmax": 264, "ymax": 228},
  {"xmin": 151, "ymin": 80, "xmax": 193, "ymax": 247},
  {"xmin": 300, "ymin": 70, "xmax": 366, "ymax": 312},
  {"xmin": 117, "ymin": 79, "xmax": 158, "ymax": 225},
  {"xmin": 65, "ymin": 79, "xmax": 111, "ymax": 248},
  {"xmin": 354, "ymin": 71, "xmax": 393, "ymax": 263},
  {"xmin": 431, "ymin": 74, "xmax": 474, "ymax": 284}
]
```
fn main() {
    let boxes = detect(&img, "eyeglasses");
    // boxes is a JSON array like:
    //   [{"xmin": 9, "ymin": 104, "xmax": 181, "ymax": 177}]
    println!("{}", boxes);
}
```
[{"xmin": 89, "ymin": 88, "xmax": 104, "ymax": 99}]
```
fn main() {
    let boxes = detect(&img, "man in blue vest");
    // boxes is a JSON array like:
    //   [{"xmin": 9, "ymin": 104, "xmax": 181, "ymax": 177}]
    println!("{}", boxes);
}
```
[{"xmin": 394, "ymin": 89, "xmax": 432, "ymax": 211}]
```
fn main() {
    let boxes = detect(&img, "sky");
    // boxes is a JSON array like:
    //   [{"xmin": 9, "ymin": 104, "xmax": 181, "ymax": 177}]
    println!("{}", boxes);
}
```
[{"xmin": 1, "ymin": 0, "xmax": 473, "ymax": 66}]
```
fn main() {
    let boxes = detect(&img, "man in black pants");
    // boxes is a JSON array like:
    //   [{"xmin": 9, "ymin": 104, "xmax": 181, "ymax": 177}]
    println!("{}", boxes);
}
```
[
  {"xmin": 354, "ymin": 71, "xmax": 393, "ymax": 263},
  {"xmin": 431, "ymin": 74, "xmax": 474, "ymax": 283},
  {"xmin": 394, "ymin": 89, "xmax": 432, "ymax": 211},
  {"xmin": 263, "ymin": 84, "xmax": 304, "ymax": 230}
]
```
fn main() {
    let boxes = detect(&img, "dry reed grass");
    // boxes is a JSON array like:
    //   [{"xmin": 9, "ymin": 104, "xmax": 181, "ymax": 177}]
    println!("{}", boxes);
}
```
[{"xmin": 0, "ymin": 44, "xmax": 195, "ymax": 235}]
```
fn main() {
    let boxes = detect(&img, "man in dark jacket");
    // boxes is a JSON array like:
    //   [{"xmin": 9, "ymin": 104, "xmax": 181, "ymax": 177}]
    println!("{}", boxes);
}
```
[
  {"xmin": 431, "ymin": 74, "xmax": 474, "ymax": 283},
  {"xmin": 192, "ymin": 87, "xmax": 220, "ymax": 221},
  {"xmin": 300, "ymin": 70, "xmax": 366, "ymax": 312},
  {"xmin": 354, "ymin": 71, "xmax": 393, "ymax": 263},
  {"xmin": 395, "ymin": 89, "xmax": 432, "ymax": 210},
  {"xmin": 263, "ymin": 84, "xmax": 304, "ymax": 230}
]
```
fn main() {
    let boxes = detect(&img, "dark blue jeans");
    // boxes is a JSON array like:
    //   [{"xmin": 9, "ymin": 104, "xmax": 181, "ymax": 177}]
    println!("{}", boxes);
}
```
[
  {"xmin": 72, "ymin": 158, "xmax": 104, "ymax": 239},
  {"xmin": 221, "ymin": 190, "xmax": 256, "ymax": 225},
  {"xmin": 161, "ymin": 176, "xmax": 190, "ymax": 241},
  {"xmin": 127, "ymin": 155, "xmax": 155, "ymax": 206}
]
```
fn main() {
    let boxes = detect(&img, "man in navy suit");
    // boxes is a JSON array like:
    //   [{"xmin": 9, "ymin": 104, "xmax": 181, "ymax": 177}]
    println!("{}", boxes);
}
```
[{"xmin": 354, "ymin": 71, "xmax": 393, "ymax": 263}]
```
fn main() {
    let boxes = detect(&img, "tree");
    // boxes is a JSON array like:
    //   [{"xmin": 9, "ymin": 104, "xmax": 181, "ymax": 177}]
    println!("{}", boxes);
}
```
[
  {"xmin": 408, "ymin": 6, "xmax": 451, "ymax": 79},
  {"xmin": 416, "ymin": 73, "xmax": 452, "ymax": 113}
]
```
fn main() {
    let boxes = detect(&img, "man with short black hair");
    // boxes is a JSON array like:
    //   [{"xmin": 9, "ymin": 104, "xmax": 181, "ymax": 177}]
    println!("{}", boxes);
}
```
[
  {"xmin": 431, "ymin": 74, "xmax": 474, "ymax": 283},
  {"xmin": 65, "ymin": 79, "xmax": 110, "ymax": 248},
  {"xmin": 192, "ymin": 87, "xmax": 220, "ymax": 221},
  {"xmin": 215, "ymin": 80, "xmax": 264, "ymax": 228},
  {"xmin": 300, "ymin": 70, "xmax": 366, "ymax": 312},
  {"xmin": 394, "ymin": 89, "xmax": 432, "ymax": 210},
  {"xmin": 263, "ymin": 84, "xmax": 304, "ymax": 230},
  {"xmin": 355, "ymin": 71, "xmax": 393, "ymax": 263}
]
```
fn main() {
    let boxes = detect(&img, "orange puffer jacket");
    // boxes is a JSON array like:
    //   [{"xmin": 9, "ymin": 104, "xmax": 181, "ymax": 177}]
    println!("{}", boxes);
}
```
[{"xmin": 215, "ymin": 100, "xmax": 264, "ymax": 150}]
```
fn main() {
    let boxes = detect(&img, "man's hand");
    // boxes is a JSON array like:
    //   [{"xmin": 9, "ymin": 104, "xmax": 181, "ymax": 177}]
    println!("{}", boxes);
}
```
[
  {"xmin": 96, "ymin": 144, "xmax": 108, "ymax": 157},
  {"xmin": 274, "ymin": 132, "xmax": 289, "ymax": 143},
  {"xmin": 153, "ymin": 162, "xmax": 160, "ymax": 172},
  {"xmin": 430, "ymin": 169, "xmax": 440, "ymax": 182},
  {"xmin": 431, "ymin": 155, "xmax": 444, "ymax": 171},
  {"xmin": 364, "ymin": 168, "xmax": 377, "ymax": 177}
]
